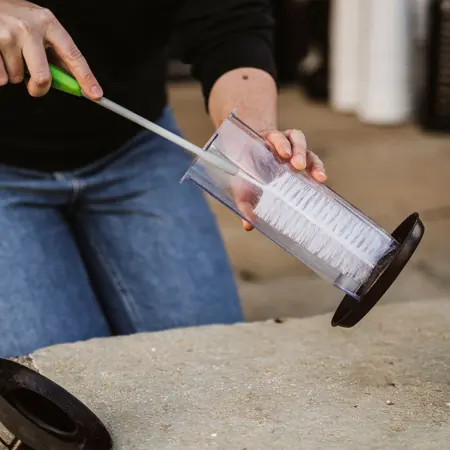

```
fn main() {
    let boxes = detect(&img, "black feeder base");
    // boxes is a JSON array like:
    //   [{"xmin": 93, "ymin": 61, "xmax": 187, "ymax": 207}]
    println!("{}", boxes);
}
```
[
  {"xmin": 332, "ymin": 213, "xmax": 425, "ymax": 328},
  {"xmin": 0, "ymin": 358, "xmax": 112, "ymax": 450}
]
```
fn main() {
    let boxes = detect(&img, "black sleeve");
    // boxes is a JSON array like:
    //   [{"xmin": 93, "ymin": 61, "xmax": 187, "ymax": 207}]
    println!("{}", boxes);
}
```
[{"xmin": 173, "ymin": 0, "xmax": 278, "ymax": 110}]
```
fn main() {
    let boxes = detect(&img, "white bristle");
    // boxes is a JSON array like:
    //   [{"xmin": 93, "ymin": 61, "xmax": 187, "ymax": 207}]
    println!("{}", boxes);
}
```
[{"xmin": 253, "ymin": 172, "xmax": 394, "ymax": 283}]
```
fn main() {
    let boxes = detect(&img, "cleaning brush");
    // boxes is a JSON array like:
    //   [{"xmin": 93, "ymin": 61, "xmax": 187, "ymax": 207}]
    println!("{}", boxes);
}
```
[{"xmin": 253, "ymin": 170, "xmax": 395, "ymax": 284}]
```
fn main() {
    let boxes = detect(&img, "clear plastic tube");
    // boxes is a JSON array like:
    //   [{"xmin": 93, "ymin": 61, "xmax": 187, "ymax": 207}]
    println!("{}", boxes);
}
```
[{"xmin": 181, "ymin": 112, "xmax": 399, "ymax": 299}]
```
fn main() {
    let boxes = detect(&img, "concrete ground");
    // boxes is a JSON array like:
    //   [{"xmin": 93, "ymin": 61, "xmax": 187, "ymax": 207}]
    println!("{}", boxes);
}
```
[
  {"xmin": 169, "ymin": 82, "xmax": 450, "ymax": 322},
  {"xmin": 14, "ymin": 299, "xmax": 450, "ymax": 450}
]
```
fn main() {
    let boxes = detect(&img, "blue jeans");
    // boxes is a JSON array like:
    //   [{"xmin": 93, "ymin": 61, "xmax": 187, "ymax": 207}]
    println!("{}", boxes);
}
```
[{"xmin": 0, "ymin": 108, "xmax": 243, "ymax": 358}]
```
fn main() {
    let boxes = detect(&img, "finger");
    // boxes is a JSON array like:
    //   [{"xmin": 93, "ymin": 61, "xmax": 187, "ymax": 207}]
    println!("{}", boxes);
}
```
[
  {"xmin": 242, "ymin": 219, "xmax": 254, "ymax": 231},
  {"xmin": 307, "ymin": 151, "xmax": 327, "ymax": 182},
  {"xmin": 1, "ymin": 48, "xmax": 24, "ymax": 84},
  {"xmin": 284, "ymin": 129, "xmax": 307, "ymax": 170},
  {"xmin": 261, "ymin": 130, "xmax": 292, "ymax": 159},
  {"xmin": 46, "ymin": 47, "xmax": 70, "ymax": 73},
  {"xmin": 45, "ymin": 17, "xmax": 103, "ymax": 99},
  {"xmin": 236, "ymin": 200, "xmax": 255, "ymax": 231},
  {"xmin": 0, "ymin": 29, "xmax": 24, "ymax": 83},
  {"xmin": 22, "ymin": 37, "xmax": 52, "ymax": 96},
  {"xmin": 233, "ymin": 180, "xmax": 257, "ymax": 231},
  {"xmin": 0, "ymin": 55, "xmax": 8, "ymax": 86}
]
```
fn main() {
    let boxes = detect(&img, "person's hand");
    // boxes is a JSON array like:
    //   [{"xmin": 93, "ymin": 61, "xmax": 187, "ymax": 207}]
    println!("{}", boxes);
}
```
[
  {"xmin": 0, "ymin": 0, "xmax": 102, "ymax": 98},
  {"xmin": 235, "ymin": 128, "xmax": 327, "ymax": 231}
]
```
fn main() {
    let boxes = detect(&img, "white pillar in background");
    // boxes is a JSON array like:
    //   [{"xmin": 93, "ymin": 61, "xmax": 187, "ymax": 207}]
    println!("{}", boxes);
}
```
[
  {"xmin": 329, "ymin": 0, "xmax": 362, "ymax": 113},
  {"xmin": 357, "ymin": 0, "xmax": 415, "ymax": 125}
]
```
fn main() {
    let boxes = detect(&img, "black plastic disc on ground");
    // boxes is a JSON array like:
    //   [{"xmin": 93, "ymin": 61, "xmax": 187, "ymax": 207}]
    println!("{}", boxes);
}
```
[
  {"xmin": 0, "ymin": 358, "xmax": 112, "ymax": 450},
  {"xmin": 332, "ymin": 213, "xmax": 425, "ymax": 328}
]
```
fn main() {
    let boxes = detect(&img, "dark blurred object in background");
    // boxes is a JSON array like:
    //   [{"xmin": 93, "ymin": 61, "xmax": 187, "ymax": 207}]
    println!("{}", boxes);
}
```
[
  {"xmin": 272, "ymin": 0, "xmax": 330, "ymax": 99},
  {"xmin": 420, "ymin": 0, "xmax": 450, "ymax": 132},
  {"xmin": 271, "ymin": 0, "xmax": 309, "ymax": 84},
  {"xmin": 167, "ymin": 58, "xmax": 191, "ymax": 81},
  {"xmin": 295, "ymin": 0, "xmax": 331, "ymax": 101}
]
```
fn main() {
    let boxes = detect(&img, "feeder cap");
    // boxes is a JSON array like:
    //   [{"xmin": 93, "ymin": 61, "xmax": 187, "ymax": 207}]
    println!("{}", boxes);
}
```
[
  {"xmin": 332, "ymin": 213, "xmax": 425, "ymax": 328},
  {"xmin": 0, "ymin": 358, "xmax": 112, "ymax": 450}
]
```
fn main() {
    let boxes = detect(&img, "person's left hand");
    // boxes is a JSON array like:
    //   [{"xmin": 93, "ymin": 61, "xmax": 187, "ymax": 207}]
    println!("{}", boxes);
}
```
[{"xmin": 234, "ymin": 128, "xmax": 327, "ymax": 231}]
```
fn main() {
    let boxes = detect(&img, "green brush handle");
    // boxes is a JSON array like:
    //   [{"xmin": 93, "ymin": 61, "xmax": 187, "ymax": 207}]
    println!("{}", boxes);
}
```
[
  {"xmin": 24, "ymin": 63, "xmax": 82, "ymax": 96},
  {"xmin": 48, "ymin": 64, "xmax": 82, "ymax": 96}
]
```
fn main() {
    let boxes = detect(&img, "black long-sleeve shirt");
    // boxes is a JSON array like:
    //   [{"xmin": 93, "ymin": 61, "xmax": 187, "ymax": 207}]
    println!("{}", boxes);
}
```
[{"xmin": 0, "ymin": 0, "xmax": 277, "ymax": 171}]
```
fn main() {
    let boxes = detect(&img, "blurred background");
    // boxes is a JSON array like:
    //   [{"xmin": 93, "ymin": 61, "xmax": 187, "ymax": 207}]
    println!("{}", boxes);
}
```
[{"xmin": 168, "ymin": 0, "xmax": 450, "ymax": 322}]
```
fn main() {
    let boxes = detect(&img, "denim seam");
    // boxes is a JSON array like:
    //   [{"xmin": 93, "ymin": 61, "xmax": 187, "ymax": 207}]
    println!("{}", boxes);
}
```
[
  {"xmin": 85, "ymin": 235, "xmax": 142, "ymax": 332},
  {"xmin": 53, "ymin": 172, "xmax": 66, "ymax": 182},
  {"xmin": 54, "ymin": 172, "xmax": 83, "ymax": 205},
  {"xmin": 70, "ymin": 178, "xmax": 83, "ymax": 204}
]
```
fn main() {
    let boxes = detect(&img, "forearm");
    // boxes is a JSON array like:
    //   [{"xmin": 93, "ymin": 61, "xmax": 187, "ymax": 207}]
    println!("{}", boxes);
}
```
[{"xmin": 208, "ymin": 67, "xmax": 278, "ymax": 132}]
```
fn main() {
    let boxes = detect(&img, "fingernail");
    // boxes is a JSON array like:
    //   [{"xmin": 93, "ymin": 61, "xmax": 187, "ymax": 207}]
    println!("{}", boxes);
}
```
[
  {"xmin": 91, "ymin": 85, "xmax": 103, "ymax": 97},
  {"xmin": 317, "ymin": 169, "xmax": 327, "ymax": 179},
  {"xmin": 294, "ymin": 154, "xmax": 306, "ymax": 168},
  {"xmin": 284, "ymin": 146, "xmax": 292, "ymax": 156}
]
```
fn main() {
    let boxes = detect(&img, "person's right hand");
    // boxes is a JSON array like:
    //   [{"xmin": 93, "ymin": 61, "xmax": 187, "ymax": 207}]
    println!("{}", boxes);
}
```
[{"xmin": 0, "ymin": 0, "xmax": 102, "ymax": 98}]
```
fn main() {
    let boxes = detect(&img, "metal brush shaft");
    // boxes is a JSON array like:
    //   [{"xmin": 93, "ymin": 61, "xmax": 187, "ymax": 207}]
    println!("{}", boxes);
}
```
[
  {"xmin": 84, "ymin": 95, "xmax": 239, "ymax": 176},
  {"xmin": 27, "ymin": 64, "xmax": 239, "ymax": 177}
]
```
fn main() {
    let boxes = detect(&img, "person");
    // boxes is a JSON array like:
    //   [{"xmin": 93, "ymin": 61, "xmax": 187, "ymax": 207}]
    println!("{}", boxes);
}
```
[{"xmin": 0, "ymin": 0, "xmax": 327, "ymax": 358}]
